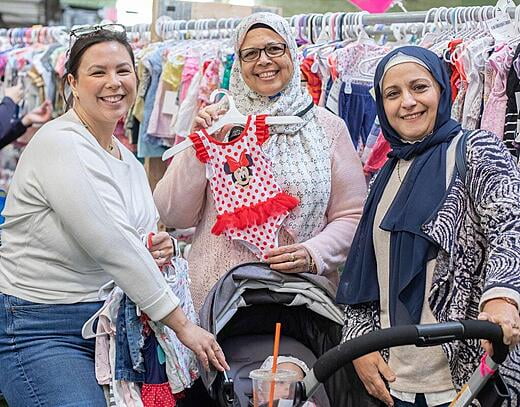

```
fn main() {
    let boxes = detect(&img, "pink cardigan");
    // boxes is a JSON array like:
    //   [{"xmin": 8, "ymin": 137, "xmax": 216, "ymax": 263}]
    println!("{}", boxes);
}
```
[{"xmin": 154, "ymin": 108, "xmax": 367, "ymax": 311}]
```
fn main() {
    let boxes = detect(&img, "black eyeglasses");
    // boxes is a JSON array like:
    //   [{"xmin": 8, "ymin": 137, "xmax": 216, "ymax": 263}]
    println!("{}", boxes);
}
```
[
  {"xmin": 238, "ymin": 43, "xmax": 287, "ymax": 62},
  {"xmin": 69, "ymin": 23, "xmax": 126, "ymax": 49}
]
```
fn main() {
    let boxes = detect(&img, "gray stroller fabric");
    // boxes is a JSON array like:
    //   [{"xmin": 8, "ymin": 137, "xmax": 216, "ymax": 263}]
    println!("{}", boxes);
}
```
[
  {"xmin": 199, "ymin": 262, "xmax": 341, "ymax": 335},
  {"xmin": 199, "ymin": 262, "xmax": 381, "ymax": 407}
]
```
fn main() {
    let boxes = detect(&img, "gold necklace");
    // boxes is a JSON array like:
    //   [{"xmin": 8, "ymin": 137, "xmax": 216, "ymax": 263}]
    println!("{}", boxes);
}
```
[{"xmin": 74, "ymin": 109, "xmax": 116, "ymax": 154}]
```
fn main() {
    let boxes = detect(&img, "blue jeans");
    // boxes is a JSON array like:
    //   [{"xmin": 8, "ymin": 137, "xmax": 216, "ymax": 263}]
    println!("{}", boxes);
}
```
[
  {"xmin": 115, "ymin": 295, "xmax": 145, "ymax": 382},
  {"xmin": 393, "ymin": 394, "xmax": 450, "ymax": 407},
  {"xmin": 0, "ymin": 293, "xmax": 106, "ymax": 406}
]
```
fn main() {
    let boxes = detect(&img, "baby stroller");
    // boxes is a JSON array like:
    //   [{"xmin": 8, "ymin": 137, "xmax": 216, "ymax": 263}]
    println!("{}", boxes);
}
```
[
  {"xmin": 199, "ymin": 262, "xmax": 376, "ymax": 407},
  {"xmin": 293, "ymin": 319, "xmax": 511, "ymax": 407}
]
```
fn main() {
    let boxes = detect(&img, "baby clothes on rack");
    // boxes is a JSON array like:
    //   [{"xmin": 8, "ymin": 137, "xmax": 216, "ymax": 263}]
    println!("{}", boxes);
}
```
[
  {"xmin": 503, "ymin": 42, "xmax": 520, "ymax": 158},
  {"xmin": 147, "ymin": 54, "xmax": 185, "ymax": 142},
  {"xmin": 301, "ymin": 55, "xmax": 322, "ymax": 104},
  {"xmin": 481, "ymin": 43, "xmax": 514, "ymax": 138},
  {"xmin": 461, "ymin": 37, "xmax": 494, "ymax": 130},
  {"xmin": 188, "ymin": 114, "xmax": 299, "ymax": 258}
]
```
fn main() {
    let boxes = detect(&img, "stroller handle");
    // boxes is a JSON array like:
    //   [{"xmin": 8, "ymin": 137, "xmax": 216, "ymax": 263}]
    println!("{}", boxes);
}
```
[{"xmin": 299, "ymin": 320, "xmax": 508, "ymax": 403}]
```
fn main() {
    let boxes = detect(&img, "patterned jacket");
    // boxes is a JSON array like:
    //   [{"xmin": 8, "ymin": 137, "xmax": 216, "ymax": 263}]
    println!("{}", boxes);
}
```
[{"xmin": 342, "ymin": 130, "xmax": 520, "ymax": 404}]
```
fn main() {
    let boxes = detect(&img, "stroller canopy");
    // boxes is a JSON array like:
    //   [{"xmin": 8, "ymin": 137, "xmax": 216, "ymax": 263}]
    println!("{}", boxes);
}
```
[{"xmin": 199, "ymin": 262, "xmax": 344, "ymax": 392}]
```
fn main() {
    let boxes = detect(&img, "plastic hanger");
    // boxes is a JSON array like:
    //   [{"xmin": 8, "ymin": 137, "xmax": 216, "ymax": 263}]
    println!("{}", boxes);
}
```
[
  {"xmin": 162, "ymin": 89, "xmax": 304, "ymax": 161},
  {"xmin": 81, "ymin": 280, "xmax": 117, "ymax": 339}
]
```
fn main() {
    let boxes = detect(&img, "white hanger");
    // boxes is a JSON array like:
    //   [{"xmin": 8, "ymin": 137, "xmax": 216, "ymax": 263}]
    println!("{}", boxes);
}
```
[
  {"xmin": 81, "ymin": 280, "xmax": 117, "ymax": 339},
  {"xmin": 162, "ymin": 89, "xmax": 304, "ymax": 161}
]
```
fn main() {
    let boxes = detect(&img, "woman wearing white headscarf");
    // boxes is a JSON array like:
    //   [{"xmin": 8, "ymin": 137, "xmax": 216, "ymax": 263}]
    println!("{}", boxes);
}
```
[{"xmin": 154, "ymin": 12, "xmax": 367, "ymax": 312}]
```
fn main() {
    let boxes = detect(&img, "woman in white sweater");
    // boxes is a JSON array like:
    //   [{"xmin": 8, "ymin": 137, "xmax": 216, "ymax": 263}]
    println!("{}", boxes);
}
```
[{"xmin": 0, "ymin": 25, "xmax": 227, "ymax": 407}]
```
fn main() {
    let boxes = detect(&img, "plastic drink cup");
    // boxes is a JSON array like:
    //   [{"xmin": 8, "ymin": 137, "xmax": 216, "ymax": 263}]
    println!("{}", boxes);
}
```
[{"xmin": 249, "ymin": 368, "xmax": 298, "ymax": 407}]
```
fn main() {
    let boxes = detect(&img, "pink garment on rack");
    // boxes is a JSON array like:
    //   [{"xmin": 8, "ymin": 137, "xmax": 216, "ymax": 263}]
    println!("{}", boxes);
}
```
[
  {"xmin": 55, "ymin": 52, "xmax": 66, "ymax": 77},
  {"xmin": 363, "ymin": 131, "xmax": 390, "ymax": 176},
  {"xmin": 180, "ymin": 57, "xmax": 200, "ymax": 102},
  {"xmin": 147, "ymin": 78, "xmax": 176, "ymax": 140},
  {"xmin": 0, "ymin": 55, "xmax": 7, "ymax": 77},
  {"xmin": 482, "ymin": 60, "xmax": 494, "ymax": 106},
  {"xmin": 198, "ymin": 58, "xmax": 221, "ymax": 107},
  {"xmin": 480, "ymin": 43, "xmax": 514, "ymax": 139}
]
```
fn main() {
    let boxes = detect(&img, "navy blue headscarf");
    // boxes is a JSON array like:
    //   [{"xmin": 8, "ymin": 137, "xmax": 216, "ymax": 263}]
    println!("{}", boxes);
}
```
[{"xmin": 336, "ymin": 46, "xmax": 461, "ymax": 326}]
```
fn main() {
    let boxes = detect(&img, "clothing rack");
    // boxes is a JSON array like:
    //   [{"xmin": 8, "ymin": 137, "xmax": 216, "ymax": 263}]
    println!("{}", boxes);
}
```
[
  {"xmin": 0, "ymin": 23, "xmax": 152, "ymax": 47},
  {"xmin": 155, "ymin": 5, "xmax": 520, "ymax": 41}
]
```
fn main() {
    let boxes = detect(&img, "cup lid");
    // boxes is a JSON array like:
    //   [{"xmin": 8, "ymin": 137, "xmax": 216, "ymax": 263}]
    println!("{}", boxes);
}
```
[{"xmin": 249, "ymin": 368, "xmax": 298, "ymax": 382}]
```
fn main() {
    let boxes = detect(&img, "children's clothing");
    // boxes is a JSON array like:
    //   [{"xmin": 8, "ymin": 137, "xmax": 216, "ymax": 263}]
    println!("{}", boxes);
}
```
[{"xmin": 188, "ymin": 114, "xmax": 299, "ymax": 258}]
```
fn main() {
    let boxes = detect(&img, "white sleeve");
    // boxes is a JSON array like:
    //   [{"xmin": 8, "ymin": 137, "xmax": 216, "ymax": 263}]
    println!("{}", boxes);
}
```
[{"xmin": 35, "ymin": 129, "xmax": 179, "ymax": 321}]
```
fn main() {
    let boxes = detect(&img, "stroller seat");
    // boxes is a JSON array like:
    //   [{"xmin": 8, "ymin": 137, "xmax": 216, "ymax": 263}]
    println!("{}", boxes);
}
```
[{"xmin": 219, "ymin": 334, "xmax": 330, "ymax": 407}]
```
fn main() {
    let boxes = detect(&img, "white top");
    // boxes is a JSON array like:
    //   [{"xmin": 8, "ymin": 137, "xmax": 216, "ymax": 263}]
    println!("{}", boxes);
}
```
[{"xmin": 0, "ymin": 110, "xmax": 179, "ymax": 321}]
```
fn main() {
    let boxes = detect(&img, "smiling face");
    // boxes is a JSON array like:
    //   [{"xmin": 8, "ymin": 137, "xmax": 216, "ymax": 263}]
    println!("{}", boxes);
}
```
[
  {"xmin": 239, "ymin": 28, "xmax": 294, "ymax": 97},
  {"xmin": 381, "ymin": 62, "xmax": 441, "ymax": 142},
  {"xmin": 68, "ymin": 41, "xmax": 137, "ymax": 126},
  {"xmin": 233, "ymin": 167, "xmax": 252, "ymax": 187}
]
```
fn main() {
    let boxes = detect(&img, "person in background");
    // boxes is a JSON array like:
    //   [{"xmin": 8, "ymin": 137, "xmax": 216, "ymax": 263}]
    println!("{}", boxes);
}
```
[
  {"xmin": 0, "ymin": 83, "xmax": 52, "ymax": 149},
  {"xmin": 0, "ymin": 26, "xmax": 227, "ymax": 407},
  {"xmin": 337, "ymin": 46, "xmax": 520, "ymax": 407}
]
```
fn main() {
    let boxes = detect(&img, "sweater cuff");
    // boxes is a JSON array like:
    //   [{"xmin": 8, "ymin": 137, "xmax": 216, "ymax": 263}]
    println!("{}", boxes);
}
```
[
  {"xmin": 301, "ymin": 241, "xmax": 324, "ymax": 275},
  {"xmin": 479, "ymin": 287, "xmax": 520, "ymax": 312},
  {"xmin": 139, "ymin": 287, "xmax": 180, "ymax": 321}
]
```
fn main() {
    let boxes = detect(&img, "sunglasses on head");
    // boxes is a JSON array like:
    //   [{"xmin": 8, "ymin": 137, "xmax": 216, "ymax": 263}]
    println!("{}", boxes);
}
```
[{"xmin": 69, "ymin": 23, "xmax": 126, "ymax": 49}]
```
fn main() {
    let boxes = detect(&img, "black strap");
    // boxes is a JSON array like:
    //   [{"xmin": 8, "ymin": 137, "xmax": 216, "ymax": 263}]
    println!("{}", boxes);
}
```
[{"xmin": 455, "ymin": 130, "xmax": 471, "ymax": 183}]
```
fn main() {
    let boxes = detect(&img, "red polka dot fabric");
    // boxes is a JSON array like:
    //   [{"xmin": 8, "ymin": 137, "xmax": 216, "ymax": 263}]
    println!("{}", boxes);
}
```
[
  {"xmin": 189, "ymin": 115, "xmax": 299, "ymax": 259},
  {"xmin": 141, "ymin": 382, "xmax": 176, "ymax": 406}
]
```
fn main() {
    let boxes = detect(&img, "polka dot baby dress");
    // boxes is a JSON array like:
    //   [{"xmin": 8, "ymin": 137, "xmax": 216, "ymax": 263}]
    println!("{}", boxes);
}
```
[{"xmin": 189, "ymin": 114, "xmax": 299, "ymax": 259}]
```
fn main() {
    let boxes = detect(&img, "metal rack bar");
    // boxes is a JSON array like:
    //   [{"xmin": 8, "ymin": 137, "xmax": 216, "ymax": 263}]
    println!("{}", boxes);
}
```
[{"xmin": 156, "ymin": 5, "xmax": 518, "ymax": 37}]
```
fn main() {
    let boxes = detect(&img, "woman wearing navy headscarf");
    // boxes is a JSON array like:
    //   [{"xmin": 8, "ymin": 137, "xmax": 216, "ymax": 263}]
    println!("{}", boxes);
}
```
[{"xmin": 336, "ymin": 46, "xmax": 520, "ymax": 406}]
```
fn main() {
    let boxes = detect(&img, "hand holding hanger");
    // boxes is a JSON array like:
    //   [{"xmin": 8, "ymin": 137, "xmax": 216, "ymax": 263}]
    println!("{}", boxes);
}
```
[
  {"xmin": 192, "ymin": 102, "xmax": 230, "ymax": 141},
  {"xmin": 146, "ymin": 231, "xmax": 174, "ymax": 270},
  {"xmin": 162, "ymin": 89, "xmax": 304, "ymax": 161}
]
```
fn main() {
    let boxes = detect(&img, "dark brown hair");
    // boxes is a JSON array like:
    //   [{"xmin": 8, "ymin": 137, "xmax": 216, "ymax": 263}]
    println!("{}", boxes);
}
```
[{"xmin": 63, "ymin": 29, "xmax": 135, "ymax": 109}]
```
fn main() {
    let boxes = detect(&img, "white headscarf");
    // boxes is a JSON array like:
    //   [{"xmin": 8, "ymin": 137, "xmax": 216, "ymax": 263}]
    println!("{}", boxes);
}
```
[
  {"xmin": 229, "ymin": 13, "xmax": 331, "ymax": 243},
  {"xmin": 230, "ymin": 12, "xmax": 312, "ymax": 135}
]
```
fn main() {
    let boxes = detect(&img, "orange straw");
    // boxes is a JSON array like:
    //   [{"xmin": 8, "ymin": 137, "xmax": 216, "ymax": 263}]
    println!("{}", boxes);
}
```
[{"xmin": 268, "ymin": 322, "xmax": 282, "ymax": 407}]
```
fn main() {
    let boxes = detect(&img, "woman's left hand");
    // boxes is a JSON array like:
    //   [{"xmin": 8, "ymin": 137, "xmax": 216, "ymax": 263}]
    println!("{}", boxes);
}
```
[
  {"xmin": 148, "ymin": 232, "xmax": 174, "ymax": 269},
  {"xmin": 478, "ymin": 298, "xmax": 520, "ymax": 355},
  {"xmin": 265, "ymin": 244, "xmax": 313, "ymax": 274},
  {"xmin": 21, "ymin": 100, "xmax": 52, "ymax": 127}
]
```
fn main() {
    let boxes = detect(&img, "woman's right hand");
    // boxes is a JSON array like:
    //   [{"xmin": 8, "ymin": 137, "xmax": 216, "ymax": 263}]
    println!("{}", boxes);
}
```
[
  {"xmin": 353, "ymin": 352, "xmax": 396, "ymax": 407},
  {"xmin": 192, "ymin": 103, "xmax": 231, "ymax": 141},
  {"xmin": 162, "ymin": 307, "xmax": 230, "ymax": 372}
]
